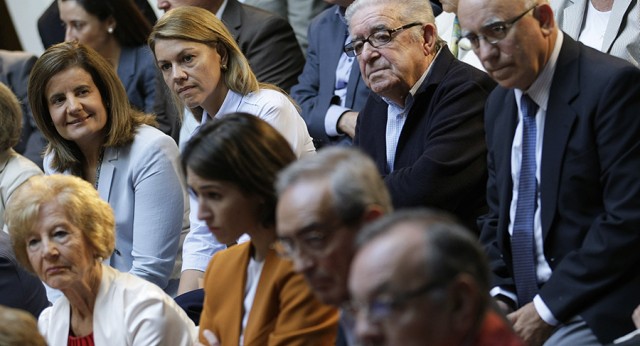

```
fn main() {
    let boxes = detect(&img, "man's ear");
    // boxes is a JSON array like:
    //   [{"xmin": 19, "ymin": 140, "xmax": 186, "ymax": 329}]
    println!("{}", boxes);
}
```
[
  {"xmin": 534, "ymin": 4, "xmax": 555, "ymax": 36},
  {"xmin": 422, "ymin": 23, "xmax": 438, "ymax": 54},
  {"xmin": 448, "ymin": 274, "xmax": 482, "ymax": 335}
]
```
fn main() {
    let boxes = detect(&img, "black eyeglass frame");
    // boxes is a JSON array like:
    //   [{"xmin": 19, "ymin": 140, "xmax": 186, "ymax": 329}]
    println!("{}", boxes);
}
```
[
  {"xmin": 458, "ymin": 4, "xmax": 538, "ymax": 51},
  {"xmin": 343, "ymin": 22, "xmax": 423, "ymax": 57}
]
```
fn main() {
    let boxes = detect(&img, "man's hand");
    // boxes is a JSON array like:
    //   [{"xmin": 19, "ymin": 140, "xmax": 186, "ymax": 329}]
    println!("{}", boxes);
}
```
[
  {"xmin": 494, "ymin": 295, "xmax": 515, "ymax": 315},
  {"xmin": 508, "ymin": 302, "xmax": 555, "ymax": 346},
  {"xmin": 633, "ymin": 304, "xmax": 640, "ymax": 329},
  {"xmin": 337, "ymin": 111, "xmax": 358, "ymax": 138}
]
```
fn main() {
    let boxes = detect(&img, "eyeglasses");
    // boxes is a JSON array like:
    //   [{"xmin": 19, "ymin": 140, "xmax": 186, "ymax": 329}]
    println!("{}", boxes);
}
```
[
  {"xmin": 344, "ymin": 22, "xmax": 423, "ymax": 57},
  {"xmin": 458, "ymin": 5, "xmax": 538, "ymax": 51},
  {"xmin": 273, "ymin": 222, "xmax": 341, "ymax": 259},
  {"xmin": 345, "ymin": 280, "xmax": 444, "ymax": 323}
]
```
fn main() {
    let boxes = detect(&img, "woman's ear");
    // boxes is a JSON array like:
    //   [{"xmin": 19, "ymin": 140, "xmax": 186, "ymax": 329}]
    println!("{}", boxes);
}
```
[
  {"xmin": 106, "ymin": 16, "xmax": 117, "ymax": 34},
  {"xmin": 216, "ymin": 44, "xmax": 229, "ymax": 68}
]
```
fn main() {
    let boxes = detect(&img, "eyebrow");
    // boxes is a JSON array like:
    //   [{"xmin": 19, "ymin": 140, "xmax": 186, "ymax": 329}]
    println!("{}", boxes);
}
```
[{"xmin": 352, "ymin": 23, "xmax": 391, "ymax": 39}]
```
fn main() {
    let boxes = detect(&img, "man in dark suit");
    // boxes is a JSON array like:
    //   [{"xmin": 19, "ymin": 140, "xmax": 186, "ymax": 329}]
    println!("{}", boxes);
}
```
[
  {"xmin": 0, "ymin": 50, "xmax": 47, "ymax": 168},
  {"xmin": 157, "ymin": 0, "xmax": 305, "ymax": 92},
  {"xmin": 345, "ymin": 0, "xmax": 495, "ymax": 230},
  {"xmin": 291, "ymin": 0, "xmax": 370, "ymax": 148},
  {"xmin": 458, "ymin": 0, "xmax": 640, "ymax": 344}
]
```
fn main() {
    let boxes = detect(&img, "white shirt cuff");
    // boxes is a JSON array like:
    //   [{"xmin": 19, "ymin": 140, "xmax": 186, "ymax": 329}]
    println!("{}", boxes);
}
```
[
  {"xmin": 325, "ymin": 105, "xmax": 351, "ymax": 137},
  {"xmin": 490, "ymin": 286, "xmax": 518, "ymax": 305},
  {"xmin": 533, "ymin": 294, "xmax": 560, "ymax": 326}
]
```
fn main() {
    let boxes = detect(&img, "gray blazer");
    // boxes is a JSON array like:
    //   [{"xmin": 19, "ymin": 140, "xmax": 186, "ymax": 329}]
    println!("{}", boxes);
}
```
[
  {"xmin": 553, "ymin": 0, "xmax": 640, "ymax": 67},
  {"xmin": 44, "ymin": 125, "xmax": 188, "ymax": 292}
]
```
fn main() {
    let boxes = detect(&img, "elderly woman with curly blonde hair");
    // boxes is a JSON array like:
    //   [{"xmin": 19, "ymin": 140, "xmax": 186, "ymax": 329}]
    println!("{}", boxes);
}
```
[{"xmin": 6, "ymin": 174, "xmax": 196, "ymax": 345}]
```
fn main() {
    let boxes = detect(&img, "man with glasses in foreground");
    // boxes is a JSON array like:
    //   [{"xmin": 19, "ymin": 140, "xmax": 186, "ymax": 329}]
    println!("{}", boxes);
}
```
[
  {"xmin": 349, "ymin": 209, "xmax": 524, "ymax": 346},
  {"xmin": 458, "ymin": 0, "xmax": 640, "ymax": 344},
  {"xmin": 344, "ymin": 0, "xmax": 495, "ymax": 232},
  {"xmin": 276, "ymin": 147, "xmax": 392, "ymax": 346}
]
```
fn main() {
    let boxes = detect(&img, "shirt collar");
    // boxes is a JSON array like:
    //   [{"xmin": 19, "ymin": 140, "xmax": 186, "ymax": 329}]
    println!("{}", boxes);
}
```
[
  {"xmin": 382, "ymin": 48, "xmax": 441, "ymax": 109},
  {"xmin": 216, "ymin": 0, "xmax": 228, "ymax": 18},
  {"xmin": 515, "ymin": 31, "xmax": 564, "ymax": 112}
]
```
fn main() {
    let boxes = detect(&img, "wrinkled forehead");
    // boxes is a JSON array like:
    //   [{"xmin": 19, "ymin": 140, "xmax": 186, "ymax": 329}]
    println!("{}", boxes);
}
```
[
  {"xmin": 348, "ymin": 4, "xmax": 400, "ymax": 37},
  {"xmin": 458, "ymin": 0, "xmax": 516, "ymax": 31}
]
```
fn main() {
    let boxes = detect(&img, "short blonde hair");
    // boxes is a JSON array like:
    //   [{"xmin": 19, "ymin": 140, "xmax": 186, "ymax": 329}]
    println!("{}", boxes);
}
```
[
  {"xmin": 28, "ymin": 41, "xmax": 156, "ymax": 175},
  {"xmin": 0, "ymin": 82, "xmax": 23, "ymax": 151},
  {"xmin": 0, "ymin": 305, "xmax": 46, "ymax": 346},
  {"xmin": 149, "ymin": 6, "xmax": 259, "ymax": 96},
  {"xmin": 5, "ymin": 174, "xmax": 115, "ymax": 273}
]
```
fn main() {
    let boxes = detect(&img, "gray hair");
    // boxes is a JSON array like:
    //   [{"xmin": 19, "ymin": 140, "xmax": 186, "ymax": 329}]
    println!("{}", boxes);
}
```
[
  {"xmin": 346, "ymin": 0, "xmax": 436, "ymax": 29},
  {"xmin": 345, "ymin": 0, "xmax": 445, "ymax": 52},
  {"xmin": 357, "ymin": 208, "xmax": 490, "ymax": 296},
  {"xmin": 276, "ymin": 147, "xmax": 392, "ymax": 226}
]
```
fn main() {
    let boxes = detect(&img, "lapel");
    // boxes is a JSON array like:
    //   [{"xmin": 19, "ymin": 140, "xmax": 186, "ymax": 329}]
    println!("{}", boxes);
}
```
[
  {"xmin": 491, "ymin": 89, "xmax": 518, "ymax": 243},
  {"xmin": 397, "ymin": 49, "xmax": 454, "ymax": 152},
  {"xmin": 539, "ymin": 36, "xmax": 580, "ymax": 239},
  {"xmin": 117, "ymin": 47, "xmax": 135, "ymax": 91},
  {"xmin": 221, "ymin": 0, "xmax": 243, "ymax": 39},
  {"xmin": 561, "ymin": 0, "xmax": 586, "ymax": 39},
  {"xmin": 367, "ymin": 96, "xmax": 391, "ymax": 174},
  {"xmin": 602, "ymin": 0, "xmax": 633, "ymax": 52},
  {"xmin": 345, "ymin": 59, "xmax": 363, "ymax": 108},
  {"xmin": 97, "ymin": 147, "xmax": 118, "ymax": 203}
]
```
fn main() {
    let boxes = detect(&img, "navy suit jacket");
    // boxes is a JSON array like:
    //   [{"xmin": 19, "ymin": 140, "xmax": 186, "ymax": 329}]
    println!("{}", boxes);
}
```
[
  {"xmin": 0, "ymin": 50, "xmax": 47, "ymax": 168},
  {"xmin": 291, "ymin": 5, "xmax": 370, "ymax": 147},
  {"xmin": 355, "ymin": 48, "xmax": 495, "ymax": 231},
  {"xmin": 480, "ymin": 35, "xmax": 640, "ymax": 343},
  {"xmin": 222, "ymin": 0, "xmax": 305, "ymax": 92},
  {"xmin": 118, "ymin": 45, "xmax": 180, "ymax": 142}
]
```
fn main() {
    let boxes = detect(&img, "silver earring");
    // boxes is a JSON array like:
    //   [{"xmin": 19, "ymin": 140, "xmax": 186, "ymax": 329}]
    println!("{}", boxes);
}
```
[
  {"xmin": 108, "ymin": 27, "xmax": 114, "ymax": 34},
  {"xmin": 221, "ymin": 64, "xmax": 227, "ymax": 71}
]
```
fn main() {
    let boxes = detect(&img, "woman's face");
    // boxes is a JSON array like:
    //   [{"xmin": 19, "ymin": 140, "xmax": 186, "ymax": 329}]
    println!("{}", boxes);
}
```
[
  {"xmin": 187, "ymin": 168, "xmax": 263, "ymax": 244},
  {"xmin": 45, "ymin": 66, "xmax": 108, "ymax": 147},
  {"xmin": 26, "ymin": 201, "xmax": 97, "ymax": 291},
  {"xmin": 58, "ymin": 0, "xmax": 114, "ymax": 53},
  {"xmin": 154, "ymin": 38, "xmax": 228, "ymax": 114}
]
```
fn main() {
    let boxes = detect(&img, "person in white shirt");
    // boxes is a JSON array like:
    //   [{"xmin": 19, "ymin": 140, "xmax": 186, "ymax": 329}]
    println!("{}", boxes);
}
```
[
  {"xmin": 551, "ymin": 0, "xmax": 640, "ymax": 67},
  {"xmin": 149, "ymin": 6, "xmax": 315, "ymax": 294}
]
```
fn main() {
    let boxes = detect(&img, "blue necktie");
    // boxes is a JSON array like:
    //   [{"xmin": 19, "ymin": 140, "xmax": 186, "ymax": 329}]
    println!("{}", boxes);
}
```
[{"xmin": 512, "ymin": 93, "xmax": 539, "ymax": 307}]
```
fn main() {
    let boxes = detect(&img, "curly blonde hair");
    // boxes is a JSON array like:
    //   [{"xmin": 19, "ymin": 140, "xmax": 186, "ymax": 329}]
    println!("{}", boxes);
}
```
[{"xmin": 5, "ymin": 174, "xmax": 115, "ymax": 273}]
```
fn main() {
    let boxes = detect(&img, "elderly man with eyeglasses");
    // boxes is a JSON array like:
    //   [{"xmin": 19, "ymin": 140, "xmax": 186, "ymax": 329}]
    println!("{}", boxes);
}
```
[
  {"xmin": 457, "ymin": 0, "xmax": 640, "ymax": 345},
  {"xmin": 276, "ymin": 147, "xmax": 392, "ymax": 346},
  {"xmin": 348, "ymin": 209, "xmax": 524, "ymax": 346},
  {"xmin": 344, "ymin": 0, "xmax": 495, "ymax": 232}
]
